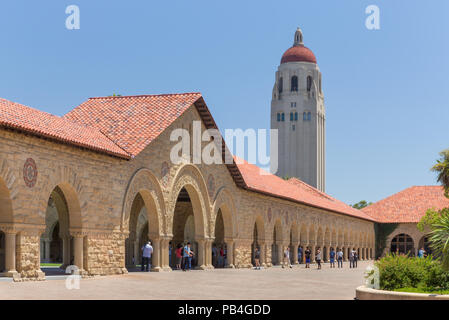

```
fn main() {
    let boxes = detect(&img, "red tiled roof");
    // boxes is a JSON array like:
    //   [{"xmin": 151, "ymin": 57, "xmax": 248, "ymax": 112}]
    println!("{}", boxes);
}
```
[
  {"xmin": 281, "ymin": 45, "xmax": 317, "ymax": 64},
  {"xmin": 235, "ymin": 157, "xmax": 374, "ymax": 222},
  {"xmin": 64, "ymin": 93, "xmax": 202, "ymax": 157},
  {"xmin": 362, "ymin": 186, "xmax": 449, "ymax": 223},
  {"xmin": 0, "ymin": 98, "xmax": 130, "ymax": 158}
]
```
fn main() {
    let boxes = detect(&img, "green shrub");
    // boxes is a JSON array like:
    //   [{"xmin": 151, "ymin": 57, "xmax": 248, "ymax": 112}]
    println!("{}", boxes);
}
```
[{"xmin": 376, "ymin": 254, "xmax": 449, "ymax": 291}]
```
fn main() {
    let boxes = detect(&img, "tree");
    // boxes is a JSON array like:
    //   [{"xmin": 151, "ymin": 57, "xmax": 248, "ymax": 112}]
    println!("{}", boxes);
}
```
[
  {"xmin": 430, "ymin": 211, "xmax": 449, "ymax": 270},
  {"xmin": 352, "ymin": 200, "xmax": 372, "ymax": 210},
  {"xmin": 417, "ymin": 208, "xmax": 444, "ymax": 232},
  {"xmin": 431, "ymin": 149, "xmax": 449, "ymax": 198}
]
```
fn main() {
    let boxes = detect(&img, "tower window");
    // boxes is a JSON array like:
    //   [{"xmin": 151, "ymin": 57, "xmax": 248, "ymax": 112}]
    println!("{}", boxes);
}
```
[
  {"xmin": 277, "ymin": 113, "xmax": 280, "ymax": 122},
  {"xmin": 307, "ymin": 76, "xmax": 313, "ymax": 92},
  {"xmin": 291, "ymin": 76, "xmax": 298, "ymax": 92},
  {"xmin": 303, "ymin": 112, "xmax": 307, "ymax": 121},
  {"xmin": 307, "ymin": 112, "xmax": 312, "ymax": 121},
  {"xmin": 290, "ymin": 112, "xmax": 293, "ymax": 121},
  {"xmin": 292, "ymin": 124, "xmax": 296, "ymax": 131},
  {"xmin": 291, "ymin": 102, "xmax": 296, "ymax": 108},
  {"xmin": 294, "ymin": 112, "xmax": 298, "ymax": 121},
  {"xmin": 281, "ymin": 113, "xmax": 285, "ymax": 122},
  {"xmin": 278, "ymin": 77, "xmax": 283, "ymax": 94}
]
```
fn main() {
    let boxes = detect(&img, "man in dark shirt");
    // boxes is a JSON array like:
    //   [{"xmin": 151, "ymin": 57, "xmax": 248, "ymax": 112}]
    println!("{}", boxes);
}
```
[{"xmin": 304, "ymin": 247, "xmax": 311, "ymax": 268}]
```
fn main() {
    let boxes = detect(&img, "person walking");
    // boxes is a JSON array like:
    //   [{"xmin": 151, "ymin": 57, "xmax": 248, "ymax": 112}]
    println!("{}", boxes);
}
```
[
  {"xmin": 353, "ymin": 250, "xmax": 358, "ymax": 268},
  {"xmin": 141, "ymin": 241, "xmax": 153, "ymax": 272},
  {"xmin": 175, "ymin": 244, "xmax": 183, "ymax": 270},
  {"xmin": 316, "ymin": 248, "xmax": 322, "ymax": 270},
  {"xmin": 182, "ymin": 242, "xmax": 194, "ymax": 271},
  {"xmin": 283, "ymin": 247, "xmax": 292, "ymax": 268},
  {"xmin": 305, "ymin": 247, "xmax": 311, "ymax": 268},
  {"xmin": 254, "ymin": 247, "xmax": 261, "ymax": 270},
  {"xmin": 329, "ymin": 247, "xmax": 336, "ymax": 268},
  {"xmin": 337, "ymin": 248, "xmax": 343, "ymax": 268}
]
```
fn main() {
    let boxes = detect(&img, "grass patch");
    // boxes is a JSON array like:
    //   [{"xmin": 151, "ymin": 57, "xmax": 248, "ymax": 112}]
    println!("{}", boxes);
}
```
[
  {"xmin": 40, "ymin": 263, "xmax": 62, "ymax": 267},
  {"xmin": 394, "ymin": 287, "xmax": 449, "ymax": 295}
]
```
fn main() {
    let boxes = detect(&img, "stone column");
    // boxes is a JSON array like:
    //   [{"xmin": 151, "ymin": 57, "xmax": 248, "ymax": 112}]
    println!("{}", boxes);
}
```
[
  {"xmin": 310, "ymin": 243, "xmax": 316, "ymax": 263},
  {"xmin": 259, "ymin": 241, "xmax": 267, "ymax": 267},
  {"xmin": 4, "ymin": 231, "xmax": 18, "ymax": 278},
  {"xmin": 224, "ymin": 238, "xmax": 234, "ymax": 268},
  {"xmin": 343, "ymin": 246, "xmax": 347, "ymax": 261},
  {"xmin": 162, "ymin": 236, "xmax": 172, "ymax": 271},
  {"xmin": 15, "ymin": 228, "xmax": 45, "ymax": 280},
  {"xmin": 277, "ymin": 242, "xmax": 283, "ymax": 266},
  {"xmin": 73, "ymin": 235, "xmax": 84, "ymax": 272},
  {"xmin": 61, "ymin": 235, "xmax": 71, "ymax": 269},
  {"xmin": 44, "ymin": 240, "xmax": 51, "ymax": 262},
  {"xmin": 151, "ymin": 238, "xmax": 161, "ymax": 272},
  {"xmin": 206, "ymin": 238, "xmax": 213, "ymax": 269},
  {"xmin": 133, "ymin": 240, "xmax": 140, "ymax": 266},
  {"xmin": 292, "ymin": 242, "xmax": 299, "ymax": 264},
  {"xmin": 195, "ymin": 238, "xmax": 206, "ymax": 270}
]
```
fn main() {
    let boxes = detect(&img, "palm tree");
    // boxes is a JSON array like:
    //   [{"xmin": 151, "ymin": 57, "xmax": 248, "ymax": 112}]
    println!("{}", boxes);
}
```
[
  {"xmin": 430, "ymin": 212, "xmax": 449, "ymax": 270},
  {"xmin": 431, "ymin": 149, "xmax": 449, "ymax": 197}
]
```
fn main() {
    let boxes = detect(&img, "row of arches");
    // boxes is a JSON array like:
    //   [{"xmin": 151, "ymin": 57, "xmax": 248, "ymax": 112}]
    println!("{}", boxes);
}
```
[
  {"xmin": 278, "ymin": 75, "xmax": 314, "ymax": 94},
  {"xmin": 250, "ymin": 217, "xmax": 375, "ymax": 266}
]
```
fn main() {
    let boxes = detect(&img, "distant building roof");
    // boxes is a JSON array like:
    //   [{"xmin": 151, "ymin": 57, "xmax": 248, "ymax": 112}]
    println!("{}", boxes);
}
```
[
  {"xmin": 362, "ymin": 186, "xmax": 449, "ymax": 223},
  {"xmin": 235, "ymin": 157, "xmax": 374, "ymax": 222}
]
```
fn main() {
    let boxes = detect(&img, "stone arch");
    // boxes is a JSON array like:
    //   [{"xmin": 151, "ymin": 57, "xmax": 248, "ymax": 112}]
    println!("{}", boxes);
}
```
[
  {"xmin": 289, "ymin": 221, "xmax": 299, "ymax": 244},
  {"xmin": 122, "ymin": 168, "xmax": 165, "ymax": 236},
  {"xmin": 0, "ymin": 176, "xmax": 14, "ymax": 225},
  {"xmin": 251, "ymin": 215, "xmax": 265, "ymax": 266},
  {"xmin": 168, "ymin": 164, "xmax": 210, "ymax": 238},
  {"xmin": 211, "ymin": 187, "xmax": 236, "ymax": 239},
  {"xmin": 271, "ymin": 219, "xmax": 283, "ymax": 265}
]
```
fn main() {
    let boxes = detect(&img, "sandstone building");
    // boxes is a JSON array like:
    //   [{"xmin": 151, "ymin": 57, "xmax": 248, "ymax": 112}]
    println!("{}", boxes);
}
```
[{"xmin": 0, "ymin": 92, "xmax": 376, "ymax": 280}]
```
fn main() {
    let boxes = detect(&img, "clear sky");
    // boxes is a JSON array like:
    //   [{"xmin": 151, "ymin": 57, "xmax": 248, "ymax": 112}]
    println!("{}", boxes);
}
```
[{"xmin": 1, "ymin": 0, "xmax": 448, "ymax": 205}]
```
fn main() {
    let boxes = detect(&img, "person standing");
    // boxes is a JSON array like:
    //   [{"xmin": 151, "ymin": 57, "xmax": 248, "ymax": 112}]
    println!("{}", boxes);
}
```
[
  {"xmin": 298, "ymin": 246, "xmax": 303, "ymax": 264},
  {"xmin": 212, "ymin": 244, "xmax": 218, "ymax": 268},
  {"xmin": 305, "ymin": 246, "xmax": 311, "ymax": 268},
  {"xmin": 254, "ymin": 247, "xmax": 261, "ymax": 270},
  {"xmin": 418, "ymin": 247, "xmax": 425, "ymax": 258},
  {"xmin": 141, "ymin": 241, "xmax": 153, "ymax": 272},
  {"xmin": 283, "ymin": 247, "xmax": 292, "ymax": 268},
  {"xmin": 337, "ymin": 248, "xmax": 343, "ymax": 268},
  {"xmin": 354, "ymin": 250, "xmax": 358, "ymax": 268},
  {"xmin": 316, "ymin": 248, "xmax": 322, "ymax": 270},
  {"xmin": 182, "ymin": 242, "xmax": 194, "ymax": 271},
  {"xmin": 349, "ymin": 248, "xmax": 355, "ymax": 268},
  {"xmin": 175, "ymin": 244, "xmax": 183, "ymax": 270},
  {"xmin": 218, "ymin": 246, "xmax": 224, "ymax": 268},
  {"xmin": 329, "ymin": 247, "xmax": 336, "ymax": 268}
]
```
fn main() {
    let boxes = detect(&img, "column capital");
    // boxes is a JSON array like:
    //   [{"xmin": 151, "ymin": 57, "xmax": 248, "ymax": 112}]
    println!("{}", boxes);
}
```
[{"xmin": 69, "ymin": 228, "xmax": 88, "ymax": 238}]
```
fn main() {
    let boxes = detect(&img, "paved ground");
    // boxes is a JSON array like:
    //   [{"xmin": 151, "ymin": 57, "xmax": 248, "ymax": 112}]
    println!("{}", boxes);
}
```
[{"xmin": 0, "ymin": 261, "xmax": 372, "ymax": 300}]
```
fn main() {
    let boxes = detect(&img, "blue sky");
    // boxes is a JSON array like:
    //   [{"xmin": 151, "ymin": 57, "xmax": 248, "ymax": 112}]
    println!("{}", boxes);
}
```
[{"xmin": 1, "ymin": 0, "xmax": 448, "ymax": 205}]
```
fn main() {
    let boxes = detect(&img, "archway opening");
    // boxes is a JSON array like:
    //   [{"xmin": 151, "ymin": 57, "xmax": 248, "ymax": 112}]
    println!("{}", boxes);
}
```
[
  {"xmin": 212, "ymin": 209, "xmax": 225, "ymax": 268},
  {"xmin": 391, "ymin": 233, "xmax": 415, "ymax": 256},
  {"xmin": 40, "ymin": 187, "xmax": 74, "ymax": 275},
  {"xmin": 418, "ymin": 236, "xmax": 432, "ymax": 257},
  {"xmin": 271, "ymin": 221, "xmax": 282, "ymax": 266},
  {"xmin": 172, "ymin": 187, "xmax": 198, "ymax": 269},
  {"xmin": 0, "ymin": 177, "xmax": 14, "ymax": 276},
  {"xmin": 0, "ymin": 232, "xmax": 4, "ymax": 273},
  {"xmin": 125, "ymin": 191, "xmax": 159, "ymax": 272},
  {"xmin": 251, "ymin": 218, "xmax": 264, "ymax": 266}
]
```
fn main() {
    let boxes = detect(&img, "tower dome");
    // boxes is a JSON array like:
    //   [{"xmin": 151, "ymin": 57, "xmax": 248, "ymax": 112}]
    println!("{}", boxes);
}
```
[{"xmin": 280, "ymin": 28, "xmax": 317, "ymax": 64}]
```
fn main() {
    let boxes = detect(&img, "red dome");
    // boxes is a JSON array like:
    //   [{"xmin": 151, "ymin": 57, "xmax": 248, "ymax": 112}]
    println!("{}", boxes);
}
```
[{"xmin": 281, "ymin": 45, "xmax": 317, "ymax": 64}]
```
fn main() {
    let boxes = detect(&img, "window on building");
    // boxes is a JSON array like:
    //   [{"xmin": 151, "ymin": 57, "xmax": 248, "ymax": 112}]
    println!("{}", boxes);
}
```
[
  {"xmin": 290, "ymin": 112, "xmax": 293, "ymax": 121},
  {"xmin": 278, "ymin": 77, "xmax": 283, "ymax": 94},
  {"xmin": 277, "ymin": 113, "xmax": 280, "ymax": 122},
  {"xmin": 294, "ymin": 112, "xmax": 298, "ymax": 121},
  {"xmin": 307, "ymin": 76, "xmax": 313, "ymax": 92},
  {"xmin": 292, "ymin": 124, "xmax": 296, "ymax": 131},
  {"xmin": 390, "ymin": 234, "xmax": 415, "ymax": 256},
  {"xmin": 303, "ymin": 112, "xmax": 307, "ymax": 121},
  {"xmin": 281, "ymin": 113, "xmax": 285, "ymax": 122},
  {"xmin": 291, "ymin": 102, "xmax": 296, "ymax": 108},
  {"xmin": 307, "ymin": 112, "xmax": 312, "ymax": 121},
  {"xmin": 291, "ymin": 76, "xmax": 298, "ymax": 92}
]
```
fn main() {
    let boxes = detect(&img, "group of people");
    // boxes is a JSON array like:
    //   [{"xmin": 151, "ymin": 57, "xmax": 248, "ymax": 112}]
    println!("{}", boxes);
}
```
[
  {"xmin": 253, "ymin": 246, "xmax": 362, "ymax": 270},
  {"xmin": 212, "ymin": 244, "xmax": 228, "ymax": 268},
  {"xmin": 139, "ymin": 241, "xmax": 196, "ymax": 272}
]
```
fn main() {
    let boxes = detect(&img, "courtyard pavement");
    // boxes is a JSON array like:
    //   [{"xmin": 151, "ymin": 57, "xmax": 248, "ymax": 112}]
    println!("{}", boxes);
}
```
[{"xmin": 0, "ymin": 261, "xmax": 372, "ymax": 300}]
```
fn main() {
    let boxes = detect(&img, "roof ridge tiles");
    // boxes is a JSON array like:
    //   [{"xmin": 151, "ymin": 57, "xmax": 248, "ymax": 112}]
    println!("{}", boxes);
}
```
[{"xmin": 87, "ymin": 92, "xmax": 202, "ymax": 100}]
